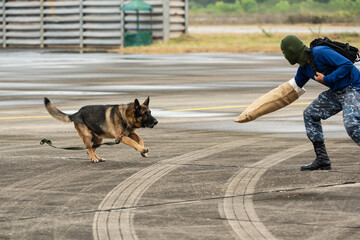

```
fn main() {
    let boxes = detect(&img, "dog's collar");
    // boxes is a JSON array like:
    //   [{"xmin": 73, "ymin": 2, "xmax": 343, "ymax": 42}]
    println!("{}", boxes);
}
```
[{"xmin": 122, "ymin": 121, "xmax": 132, "ymax": 133}]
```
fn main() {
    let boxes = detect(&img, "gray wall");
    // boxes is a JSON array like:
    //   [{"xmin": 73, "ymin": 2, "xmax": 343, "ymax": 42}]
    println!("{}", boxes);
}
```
[{"xmin": 0, "ymin": 0, "xmax": 188, "ymax": 51}]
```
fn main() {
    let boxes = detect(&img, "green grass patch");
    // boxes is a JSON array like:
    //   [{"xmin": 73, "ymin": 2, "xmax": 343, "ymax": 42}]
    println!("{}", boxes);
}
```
[{"xmin": 112, "ymin": 32, "xmax": 360, "ymax": 54}]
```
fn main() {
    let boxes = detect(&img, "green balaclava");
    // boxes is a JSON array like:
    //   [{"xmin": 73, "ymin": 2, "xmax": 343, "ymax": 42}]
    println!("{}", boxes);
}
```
[{"xmin": 280, "ymin": 35, "xmax": 309, "ymax": 67}]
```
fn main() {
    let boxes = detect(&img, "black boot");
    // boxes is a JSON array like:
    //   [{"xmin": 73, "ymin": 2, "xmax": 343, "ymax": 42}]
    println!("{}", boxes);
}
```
[{"xmin": 301, "ymin": 142, "xmax": 331, "ymax": 171}]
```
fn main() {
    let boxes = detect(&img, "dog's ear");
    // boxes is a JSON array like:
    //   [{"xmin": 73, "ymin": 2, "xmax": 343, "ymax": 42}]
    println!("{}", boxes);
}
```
[
  {"xmin": 143, "ymin": 96, "xmax": 150, "ymax": 106},
  {"xmin": 134, "ymin": 99, "xmax": 140, "ymax": 111}
]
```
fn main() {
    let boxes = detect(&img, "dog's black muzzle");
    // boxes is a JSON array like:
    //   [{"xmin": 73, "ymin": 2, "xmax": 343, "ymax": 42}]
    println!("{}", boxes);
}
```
[{"xmin": 147, "ymin": 118, "xmax": 158, "ymax": 128}]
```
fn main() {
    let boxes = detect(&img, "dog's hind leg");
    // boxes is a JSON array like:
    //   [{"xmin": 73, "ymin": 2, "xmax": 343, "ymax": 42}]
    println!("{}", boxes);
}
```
[
  {"xmin": 74, "ymin": 123, "xmax": 99, "ymax": 163},
  {"xmin": 92, "ymin": 135, "xmax": 106, "ymax": 162}
]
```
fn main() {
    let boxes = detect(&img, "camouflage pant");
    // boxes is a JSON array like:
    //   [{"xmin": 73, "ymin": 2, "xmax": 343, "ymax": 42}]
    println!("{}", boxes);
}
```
[{"xmin": 303, "ymin": 86, "xmax": 360, "ymax": 145}]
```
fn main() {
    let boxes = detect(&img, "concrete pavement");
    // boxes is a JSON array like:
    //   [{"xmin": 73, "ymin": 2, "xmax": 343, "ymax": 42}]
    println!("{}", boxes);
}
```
[{"xmin": 0, "ymin": 50, "xmax": 359, "ymax": 240}]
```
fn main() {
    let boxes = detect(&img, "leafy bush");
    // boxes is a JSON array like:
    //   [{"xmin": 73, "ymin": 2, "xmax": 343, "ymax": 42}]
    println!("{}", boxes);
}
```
[
  {"xmin": 190, "ymin": 0, "xmax": 360, "ymax": 13},
  {"xmin": 241, "ymin": 0, "xmax": 258, "ymax": 13},
  {"xmin": 209, "ymin": 0, "xmax": 243, "ymax": 12},
  {"xmin": 189, "ymin": 0, "xmax": 360, "ymax": 23},
  {"xmin": 275, "ymin": 0, "xmax": 290, "ymax": 12}
]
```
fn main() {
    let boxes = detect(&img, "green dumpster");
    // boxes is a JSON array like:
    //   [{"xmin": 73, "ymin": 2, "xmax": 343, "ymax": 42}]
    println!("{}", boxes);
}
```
[{"xmin": 121, "ymin": 0, "xmax": 153, "ymax": 47}]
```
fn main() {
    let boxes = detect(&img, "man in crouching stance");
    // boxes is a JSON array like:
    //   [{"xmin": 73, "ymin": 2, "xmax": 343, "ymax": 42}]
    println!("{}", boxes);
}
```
[{"xmin": 281, "ymin": 35, "xmax": 360, "ymax": 171}]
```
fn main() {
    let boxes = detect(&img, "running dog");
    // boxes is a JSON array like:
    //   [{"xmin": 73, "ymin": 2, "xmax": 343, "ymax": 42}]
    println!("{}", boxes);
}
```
[{"xmin": 44, "ymin": 97, "xmax": 158, "ymax": 162}]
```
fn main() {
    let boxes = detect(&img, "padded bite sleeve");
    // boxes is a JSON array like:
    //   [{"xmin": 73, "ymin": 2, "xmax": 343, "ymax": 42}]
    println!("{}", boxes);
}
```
[{"xmin": 234, "ymin": 78, "xmax": 305, "ymax": 123}]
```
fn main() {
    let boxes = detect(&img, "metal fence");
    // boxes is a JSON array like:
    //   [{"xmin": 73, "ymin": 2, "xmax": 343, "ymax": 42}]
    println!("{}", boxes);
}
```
[{"xmin": 0, "ymin": 0, "xmax": 188, "ymax": 51}]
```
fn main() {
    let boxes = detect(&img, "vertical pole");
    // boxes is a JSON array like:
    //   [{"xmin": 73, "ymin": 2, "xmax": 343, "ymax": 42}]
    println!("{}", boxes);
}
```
[
  {"xmin": 120, "ymin": 0, "xmax": 123, "ymax": 47},
  {"xmin": 162, "ymin": 0, "xmax": 169, "ymax": 42},
  {"xmin": 136, "ymin": 11, "xmax": 139, "ymax": 31},
  {"xmin": 40, "ymin": 0, "xmax": 44, "ymax": 48},
  {"xmin": 184, "ymin": 0, "xmax": 188, "ymax": 35},
  {"xmin": 150, "ymin": 9, "xmax": 152, "ymax": 32},
  {"xmin": 2, "ymin": 0, "xmax": 6, "ymax": 48},
  {"xmin": 150, "ymin": 9, "xmax": 153, "ymax": 43},
  {"xmin": 120, "ymin": 0, "xmax": 124, "ymax": 47},
  {"xmin": 79, "ymin": 0, "xmax": 83, "ymax": 53}
]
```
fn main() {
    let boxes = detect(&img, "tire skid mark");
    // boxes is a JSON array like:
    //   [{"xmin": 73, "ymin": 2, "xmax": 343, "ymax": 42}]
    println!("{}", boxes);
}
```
[
  {"xmin": 6, "ymin": 165, "xmax": 80, "ymax": 190},
  {"xmin": 93, "ymin": 139, "xmax": 257, "ymax": 240},
  {"xmin": 220, "ymin": 144, "xmax": 311, "ymax": 240}
]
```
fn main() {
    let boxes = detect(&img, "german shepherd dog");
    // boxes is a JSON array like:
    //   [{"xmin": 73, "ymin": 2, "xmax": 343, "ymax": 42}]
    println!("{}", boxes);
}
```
[{"xmin": 44, "ymin": 97, "xmax": 158, "ymax": 162}]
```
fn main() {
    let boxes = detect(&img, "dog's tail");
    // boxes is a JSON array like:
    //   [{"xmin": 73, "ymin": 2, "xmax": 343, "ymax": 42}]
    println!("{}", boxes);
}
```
[{"xmin": 44, "ymin": 97, "xmax": 73, "ymax": 123}]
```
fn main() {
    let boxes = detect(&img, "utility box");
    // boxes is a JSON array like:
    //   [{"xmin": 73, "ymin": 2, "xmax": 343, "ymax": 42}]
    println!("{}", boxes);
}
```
[{"xmin": 121, "ymin": 0, "xmax": 153, "ymax": 47}]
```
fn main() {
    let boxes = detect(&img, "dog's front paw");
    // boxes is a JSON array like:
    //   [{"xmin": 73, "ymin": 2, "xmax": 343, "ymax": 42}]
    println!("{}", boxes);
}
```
[
  {"xmin": 141, "ymin": 148, "xmax": 149, "ymax": 157},
  {"xmin": 115, "ymin": 136, "xmax": 122, "ymax": 144}
]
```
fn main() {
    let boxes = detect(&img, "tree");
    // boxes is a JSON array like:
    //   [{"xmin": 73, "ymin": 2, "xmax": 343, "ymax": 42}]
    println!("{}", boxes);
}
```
[
  {"xmin": 241, "ymin": 0, "xmax": 258, "ymax": 12},
  {"xmin": 275, "ymin": 0, "xmax": 290, "ymax": 12}
]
